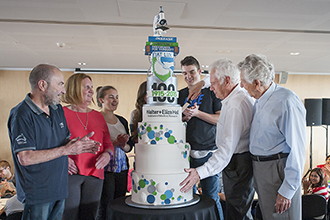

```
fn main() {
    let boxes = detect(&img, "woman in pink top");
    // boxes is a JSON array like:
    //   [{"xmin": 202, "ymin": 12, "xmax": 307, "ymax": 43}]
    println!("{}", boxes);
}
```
[{"xmin": 61, "ymin": 73, "xmax": 113, "ymax": 220}]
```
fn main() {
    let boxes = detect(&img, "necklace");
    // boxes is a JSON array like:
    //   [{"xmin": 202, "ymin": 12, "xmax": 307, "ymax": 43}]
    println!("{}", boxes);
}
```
[{"xmin": 75, "ymin": 110, "xmax": 89, "ymax": 130}]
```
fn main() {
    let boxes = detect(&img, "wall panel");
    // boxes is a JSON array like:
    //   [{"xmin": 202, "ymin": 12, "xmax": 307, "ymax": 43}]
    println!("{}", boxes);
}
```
[{"xmin": 1, "ymin": 70, "xmax": 329, "ymax": 174}]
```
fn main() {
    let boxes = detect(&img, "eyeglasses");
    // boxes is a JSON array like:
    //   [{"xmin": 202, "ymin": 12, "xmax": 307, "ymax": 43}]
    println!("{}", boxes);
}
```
[{"xmin": 0, "ymin": 167, "xmax": 7, "ymax": 174}]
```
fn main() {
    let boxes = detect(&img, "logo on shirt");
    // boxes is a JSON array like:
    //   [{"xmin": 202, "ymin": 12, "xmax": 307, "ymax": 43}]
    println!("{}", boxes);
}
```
[
  {"xmin": 59, "ymin": 122, "xmax": 64, "ymax": 128},
  {"xmin": 185, "ymin": 94, "xmax": 204, "ymax": 107},
  {"xmin": 15, "ymin": 133, "xmax": 27, "ymax": 145}
]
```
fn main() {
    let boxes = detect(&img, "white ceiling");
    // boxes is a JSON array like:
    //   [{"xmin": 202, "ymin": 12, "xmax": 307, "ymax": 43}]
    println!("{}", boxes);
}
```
[{"xmin": 1, "ymin": 0, "xmax": 330, "ymax": 74}]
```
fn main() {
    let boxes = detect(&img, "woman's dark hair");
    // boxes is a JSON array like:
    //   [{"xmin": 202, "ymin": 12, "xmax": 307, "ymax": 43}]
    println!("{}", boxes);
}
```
[
  {"xmin": 326, "ymin": 155, "xmax": 330, "ymax": 161},
  {"xmin": 131, "ymin": 81, "xmax": 147, "ymax": 142},
  {"xmin": 96, "ymin": 85, "xmax": 117, "ymax": 107},
  {"xmin": 310, "ymin": 167, "xmax": 327, "ymax": 187}
]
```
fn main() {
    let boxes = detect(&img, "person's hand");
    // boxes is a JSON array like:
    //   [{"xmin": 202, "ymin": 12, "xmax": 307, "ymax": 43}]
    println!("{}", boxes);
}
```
[
  {"xmin": 182, "ymin": 107, "xmax": 193, "ymax": 122},
  {"xmin": 0, "ymin": 180, "xmax": 14, "ymax": 192},
  {"xmin": 95, "ymin": 151, "xmax": 112, "ymax": 169},
  {"xmin": 275, "ymin": 193, "xmax": 291, "ymax": 214},
  {"xmin": 187, "ymin": 81, "xmax": 204, "ymax": 100},
  {"xmin": 188, "ymin": 103, "xmax": 200, "ymax": 118},
  {"xmin": 183, "ymin": 103, "xmax": 199, "ymax": 120},
  {"xmin": 302, "ymin": 177, "xmax": 310, "ymax": 191},
  {"xmin": 68, "ymin": 157, "xmax": 78, "ymax": 175},
  {"xmin": 65, "ymin": 132, "xmax": 101, "ymax": 155},
  {"xmin": 117, "ymin": 134, "xmax": 129, "ymax": 147},
  {"xmin": 180, "ymin": 168, "xmax": 200, "ymax": 193}
]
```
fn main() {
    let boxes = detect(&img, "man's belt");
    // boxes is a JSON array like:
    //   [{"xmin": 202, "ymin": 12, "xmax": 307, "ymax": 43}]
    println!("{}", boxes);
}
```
[{"xmin": 251, "ymin": 152, "xmax": 289, "ymax": 162}]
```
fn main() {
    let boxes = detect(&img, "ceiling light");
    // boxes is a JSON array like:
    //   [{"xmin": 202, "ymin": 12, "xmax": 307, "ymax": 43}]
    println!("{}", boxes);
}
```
[
  {"xmin": 56, "ymin": 42, "xmax": 65, "ymax": 48},
  {"xmin": 290, "ymin": 52, "xmax": 299, "ymax": 56},
  {"xmin": 217, "ymin": 50, "xmax": 231, "ymax": 53},
  {"xmin": 78, "ymin": 62, "xmax": 87, "ymax": 66}
]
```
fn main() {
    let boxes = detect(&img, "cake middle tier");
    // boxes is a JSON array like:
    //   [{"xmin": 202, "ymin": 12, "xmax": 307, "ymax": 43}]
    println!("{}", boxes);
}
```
[
  {"xmin": 135, "ymin": 143, "xmax": 190, "ymax": 174},
  {"xmin": 138, "ymin": 122, "xmax": 186, "ymax": 144}
]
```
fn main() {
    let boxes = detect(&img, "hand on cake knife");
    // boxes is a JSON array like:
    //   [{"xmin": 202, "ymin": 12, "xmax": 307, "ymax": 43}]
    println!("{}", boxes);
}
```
[{"xmin": 182, "ymin": 99, "xmax": 191, "ymax": 112}]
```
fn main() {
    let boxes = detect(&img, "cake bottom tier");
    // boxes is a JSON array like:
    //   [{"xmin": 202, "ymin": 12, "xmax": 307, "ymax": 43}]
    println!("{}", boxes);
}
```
[{"xmin": 131, "ymin": 171, "xmax": 193, "ymax": 206}]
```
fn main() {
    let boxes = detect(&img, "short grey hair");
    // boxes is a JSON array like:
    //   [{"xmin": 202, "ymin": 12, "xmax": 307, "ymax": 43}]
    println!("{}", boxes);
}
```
[
  {"xmin": 209, "ymin": 59, "xmax": 240, "ymax": 85},
  {"xmin": 29, "ymin": 64, "xmax": 59, "ymax": 90},
  {"xmin": 237, "ymin": 54, "xmax": 275, "ymax": 87}
]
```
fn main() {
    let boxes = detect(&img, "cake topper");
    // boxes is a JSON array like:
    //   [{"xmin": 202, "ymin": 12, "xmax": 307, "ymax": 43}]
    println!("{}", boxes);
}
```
[
  {"xmin": 153, "ymin": 6, "xmax": 169, "ymax": 36},
  {"xmin": 145, "ymin": 7, "xmax": 179, "ymax": 105}
]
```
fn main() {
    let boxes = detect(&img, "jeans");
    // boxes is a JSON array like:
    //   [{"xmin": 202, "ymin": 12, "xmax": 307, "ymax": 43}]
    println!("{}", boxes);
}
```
[
  {"xmin": 190, "ymin": 152, "xmax": 224, "ymax": 220},
  {"xmin": 22, "ymin": 199, "xmax": 65, "ymax": 220}
]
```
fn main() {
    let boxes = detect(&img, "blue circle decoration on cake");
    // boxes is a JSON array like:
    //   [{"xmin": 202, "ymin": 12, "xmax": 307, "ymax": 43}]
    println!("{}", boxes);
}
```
[
  {"xmin": 164, "ymin": 132, "xmax": 170, "ymax": 138},
  {"xmin": 164, "ymin": 189, "xmax": 173, "ymax": 199},
  {"xmin": 148, "ymin": 130, "xmax": 155, "ymax": 139},
  {"xmin": 164, "ymin": 199, "xmax": 171, "ymax": 204},
  {"xmin": 151, "ymin": 140, "xmax": 157, "ymax": 144},
  {"xmin": 147, "ymin": 195, "xmax": 155, "ymax": 204}
]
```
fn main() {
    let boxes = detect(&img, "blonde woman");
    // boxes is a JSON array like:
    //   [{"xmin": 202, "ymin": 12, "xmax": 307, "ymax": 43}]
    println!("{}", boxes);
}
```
[{"xmin": 61, "ymin": 73, "xmax": 113, "ymax": 220}]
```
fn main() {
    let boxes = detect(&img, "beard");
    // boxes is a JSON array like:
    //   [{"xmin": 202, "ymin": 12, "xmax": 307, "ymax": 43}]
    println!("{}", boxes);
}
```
[{"xmin": 43, "ymin": 89, "xmax": 60, "ymax": 106}]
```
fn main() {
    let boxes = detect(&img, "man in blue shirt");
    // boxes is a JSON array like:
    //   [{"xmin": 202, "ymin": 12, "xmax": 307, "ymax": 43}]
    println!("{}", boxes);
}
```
[
  {"xmin": 8, "ymin": 64, "xmax": 101, "ymax": 220},
  {"xmin": 238, "ymin": 54, "xmax": 306, "ymax": 220}
]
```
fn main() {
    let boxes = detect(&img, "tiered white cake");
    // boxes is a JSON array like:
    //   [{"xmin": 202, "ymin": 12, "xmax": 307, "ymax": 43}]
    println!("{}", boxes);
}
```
[{"xmin": 131, "ymin": 76, "xmax": 193, "ymax": 206}]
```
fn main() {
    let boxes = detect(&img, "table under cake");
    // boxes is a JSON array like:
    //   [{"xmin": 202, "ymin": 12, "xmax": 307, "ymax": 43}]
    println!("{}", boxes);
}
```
[{"xmin": 108, "ymin": 195, "xmax": 220, "ymax": 220}]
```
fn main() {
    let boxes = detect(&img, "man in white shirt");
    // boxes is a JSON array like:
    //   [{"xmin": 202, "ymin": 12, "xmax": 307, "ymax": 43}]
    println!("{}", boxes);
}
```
[{"xmin": 180, "ymin": 59, "xmax": 255, "ymax": 220}]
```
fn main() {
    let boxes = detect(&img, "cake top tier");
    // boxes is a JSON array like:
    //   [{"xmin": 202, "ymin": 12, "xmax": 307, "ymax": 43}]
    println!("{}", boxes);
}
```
[{"xmin": 145, "ymin": 36, "xmax": 179, "ymax": 106}]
